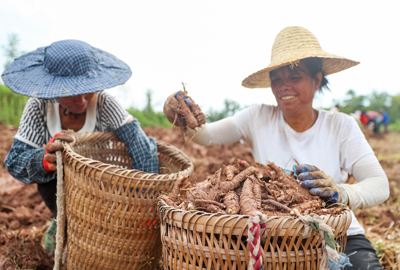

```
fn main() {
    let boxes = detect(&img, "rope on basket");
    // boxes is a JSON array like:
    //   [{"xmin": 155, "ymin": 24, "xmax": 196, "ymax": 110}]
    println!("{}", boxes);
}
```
[
  {"xmin": 247, "ymin": 211, "xmax": 268, "ymax": 270},
  {"xmin": 247, "ymin": 211, "xmax": 352, "ymax": 270},
  {"xmin": 53, "ymin": 148, "xmax": 66, "ymax": 270},
  {"xmin": 299, "ymin": 214, "xmax": 352, "ymax": 270}
]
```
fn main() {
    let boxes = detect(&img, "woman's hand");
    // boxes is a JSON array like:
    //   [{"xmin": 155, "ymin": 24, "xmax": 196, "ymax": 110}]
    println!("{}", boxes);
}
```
[
  {"xmin": 163, "ymin": 91, "xmax": 206, "ymax": 129},
  {"xmin": 43, "ymin": 131, "xmax": 73, "ymax": 172},
  {"xmin": 296, "ymin": 164, "xmax": 348, "ymax": 205}
]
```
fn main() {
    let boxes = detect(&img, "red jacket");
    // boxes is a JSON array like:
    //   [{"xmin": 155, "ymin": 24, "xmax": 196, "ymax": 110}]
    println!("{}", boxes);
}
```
[{"xmin": 360, "ymin": 115, "xmax": 369, "ymax": 125}]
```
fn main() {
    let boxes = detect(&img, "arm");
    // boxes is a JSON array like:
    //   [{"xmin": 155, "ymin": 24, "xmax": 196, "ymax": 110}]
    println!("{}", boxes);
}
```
[
  {"xmin": 186, "ymin": 117, "xmax": 242, "ymax": 146},
  {"xmin": 163, "ymin": 91, "xmax": 251, "ymax": 146},
  {"xmin": 298, "ymin": 114, "xmax": 389, "ymax": 210},
  {"xmin": 339, "ymin": 154, "xmax": 389, "ymax": 210},
  {"xmin": 99, "ymin": 92, "xmax": 158, "ymax": 173},
  {"xmin": 339, "ymin": 115, "xmax": 389, "ymax": 209},
  {"xmin": 4, "ymin": 139, "xmax": 56, "ymax": 184},
  {"xmin": 114, "ymin": 119, "xmax": 159, "ymax": 174}
]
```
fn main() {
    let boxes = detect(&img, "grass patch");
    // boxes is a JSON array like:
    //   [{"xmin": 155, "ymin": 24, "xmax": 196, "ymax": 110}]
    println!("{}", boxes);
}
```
[{"xmin": 0, "ymin": 85, "xmax": 28, "ymax": 126}]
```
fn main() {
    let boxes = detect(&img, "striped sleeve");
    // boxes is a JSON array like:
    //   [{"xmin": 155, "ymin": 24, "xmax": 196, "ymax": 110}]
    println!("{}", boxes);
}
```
[
  {"xmin": 97, "ymin": 91, "xmax": 132, "ymax": 132},
  {"xmin": 14, "ymin": 97, "xmax": 47, "ymax": 148}
]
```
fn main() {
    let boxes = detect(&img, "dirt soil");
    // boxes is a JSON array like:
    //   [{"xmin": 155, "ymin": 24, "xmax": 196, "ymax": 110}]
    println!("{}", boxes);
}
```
[{"xmin": 0, "ymin": 123, "xmax": 399, "ymax": 269}]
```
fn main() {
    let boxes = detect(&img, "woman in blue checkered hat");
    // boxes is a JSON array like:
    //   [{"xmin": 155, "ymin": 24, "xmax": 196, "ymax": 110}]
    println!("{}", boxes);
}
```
[{"xmin": 2, "ymin": 39, "xmax": 159, "ymax": 254}]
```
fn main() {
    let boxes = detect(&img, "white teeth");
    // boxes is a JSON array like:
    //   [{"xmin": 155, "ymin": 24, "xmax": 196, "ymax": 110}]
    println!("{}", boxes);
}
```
[{"xmin": 281, "ymin": 95, "xmax": 296, "ymax": 100}]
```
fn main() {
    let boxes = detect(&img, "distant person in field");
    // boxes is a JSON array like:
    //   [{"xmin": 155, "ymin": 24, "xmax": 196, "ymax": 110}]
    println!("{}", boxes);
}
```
[
  {"xmin": 380, "ymin": 110, "xmax": 390, "ymax": 134},
  {"xmin": 367, "ymin": 111, "xmax": 383, "ymax": 136},
  {"xmin": 1, "ymin": 40, "xmax": 159, "ymax": 255},
  {"xmin": 164, "ymin": 26, "xmax": 389, "ymax": 269},
  {"xmin": 360, "ymin": 110, "xmax": 370, "ymax": 126}
]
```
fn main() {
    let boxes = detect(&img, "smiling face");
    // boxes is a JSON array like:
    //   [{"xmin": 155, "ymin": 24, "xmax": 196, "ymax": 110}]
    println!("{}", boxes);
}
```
[
  {"xmin": 270, "ymin": 62, "xmax": 322, "ymax": 117},
  {"xmin": 57, "ymin": 93, "xmax": 96, "ymax": 114}
]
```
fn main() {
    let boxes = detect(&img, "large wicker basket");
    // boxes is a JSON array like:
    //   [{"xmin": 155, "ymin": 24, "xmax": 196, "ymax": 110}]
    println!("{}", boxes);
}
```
[
  {"xmin": 158, "ymin": 199, "xmax": 352, "ymax": 270},
  {"xmin": 61, "ymin": 132, "xmax": 194, "ymax": 270}
]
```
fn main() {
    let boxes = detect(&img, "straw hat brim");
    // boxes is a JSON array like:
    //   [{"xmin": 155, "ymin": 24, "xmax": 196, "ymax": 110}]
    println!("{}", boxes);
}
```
[
  {"xmin": 1, "ymin": 46, "xmax": 132, "ymax": 99},
  {"xmin": 242, "ymin": 53, "xmax": 359, "ymax": 89}
]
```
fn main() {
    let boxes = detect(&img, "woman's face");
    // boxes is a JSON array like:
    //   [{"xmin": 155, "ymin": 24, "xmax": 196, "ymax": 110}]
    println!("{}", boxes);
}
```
[
  {"xmin": 270, "ymin": 63, "xmax": 322, "ymax": 117},
  {"xmin": 58, "ymin": 93, "xmax": 96, "ymax": 114}
]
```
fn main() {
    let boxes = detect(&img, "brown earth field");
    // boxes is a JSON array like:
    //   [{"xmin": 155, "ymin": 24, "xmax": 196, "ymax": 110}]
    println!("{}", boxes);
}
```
[{"xmin": 0, "ymin": 122, "xmax": 399, "ymax": 269}]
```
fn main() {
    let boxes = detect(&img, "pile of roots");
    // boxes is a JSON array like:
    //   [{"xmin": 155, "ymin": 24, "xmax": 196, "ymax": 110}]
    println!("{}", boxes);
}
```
[{"xmin": 161, "ymin": 159, "xmax": 346, "ymax": 217}]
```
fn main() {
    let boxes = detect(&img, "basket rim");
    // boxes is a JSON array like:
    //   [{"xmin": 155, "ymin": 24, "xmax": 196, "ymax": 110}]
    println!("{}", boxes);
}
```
[
  {"xmin": 62, "ymin": 131, "xmax": 194, "ymax": 181},
  {"xmin": 158, "ymin": 198, "xmax": 352, "ymax": 236}
]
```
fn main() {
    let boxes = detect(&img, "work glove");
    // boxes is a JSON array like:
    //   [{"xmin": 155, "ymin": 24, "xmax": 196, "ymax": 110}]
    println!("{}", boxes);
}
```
[
  {"xmin": 43, "ymin": 131, "xmax": 73, "ymax": 172},
  {"xmin": 296, "ymin": 164, "xmax": 348, "ymax": 205},
  {"xmin": 163, "ymin": 91, "xmax": 206, "ymax": 129}
]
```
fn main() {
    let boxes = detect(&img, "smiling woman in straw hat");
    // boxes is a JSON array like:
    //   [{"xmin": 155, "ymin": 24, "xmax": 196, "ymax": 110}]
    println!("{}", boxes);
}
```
[
  {"xmin": 164, "ymin": 26, "xmax": 388, "ymax": 269},
  {"xmin": 2, "ymin": 39, "xmax": 159, "ymax": 255}
]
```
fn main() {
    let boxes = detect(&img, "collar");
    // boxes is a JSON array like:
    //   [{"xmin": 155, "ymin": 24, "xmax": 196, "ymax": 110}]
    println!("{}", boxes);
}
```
[{"xmin": 47, "ymin": 95, "xmax": 97, "ymax": 136}]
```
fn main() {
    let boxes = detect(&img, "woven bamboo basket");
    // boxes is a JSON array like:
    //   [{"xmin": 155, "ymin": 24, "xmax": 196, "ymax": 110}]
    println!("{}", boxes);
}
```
[
  {"xmin": 158, "ymin": 199, "xmax": 352, "ymax": 270},
  {"xmin": 61, "ymin": 132, "xmax": 194, "ymax": 270}
]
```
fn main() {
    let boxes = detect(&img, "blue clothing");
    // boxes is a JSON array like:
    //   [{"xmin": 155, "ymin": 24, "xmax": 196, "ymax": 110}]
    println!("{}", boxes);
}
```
[
  {"xmin": 4, "ymin": 139, "xmax": 52, "ymax": 184},
  {"xmin": 382, "ymin": 111, "xmax": 390, "ymax": 124},
  {"xmin": 4, "ymin": 120, "xmax": 159, "ymax": 185},
  {"xmin": 114, "ymin": 120, "xmax": 159, "ymax": 174}
]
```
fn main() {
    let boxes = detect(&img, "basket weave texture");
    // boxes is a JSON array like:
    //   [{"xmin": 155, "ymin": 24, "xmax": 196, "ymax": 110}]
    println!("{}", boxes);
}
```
[
  {"xmin": 158, "ymin": 199, "xmax": 352, "ymax": 270},
  {"xmin": 62, "ymin": 132, "xmax": 194, "ymax": 270}
]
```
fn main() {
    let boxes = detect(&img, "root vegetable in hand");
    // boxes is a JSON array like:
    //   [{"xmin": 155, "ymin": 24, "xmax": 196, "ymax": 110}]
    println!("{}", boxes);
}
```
[{"xmin": 163, "ymin": 83, "xmax": 206, "ymax": 136}]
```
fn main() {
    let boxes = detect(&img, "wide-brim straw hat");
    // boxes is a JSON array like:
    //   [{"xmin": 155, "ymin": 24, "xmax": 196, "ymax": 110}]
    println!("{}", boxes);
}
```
[
  {"xmin": 1, "ymin": 39, "xmax": 132, "ymax": 99},
  {"xmin": 242, "ymin": 26, "xmax": 360, "ymax": 89}
]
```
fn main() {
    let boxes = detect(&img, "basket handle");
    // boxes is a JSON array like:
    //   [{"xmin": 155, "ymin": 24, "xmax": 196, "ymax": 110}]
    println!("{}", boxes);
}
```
[{"xmin": 53, "ymin": 146, "xmax": 66, "ymax": 269}]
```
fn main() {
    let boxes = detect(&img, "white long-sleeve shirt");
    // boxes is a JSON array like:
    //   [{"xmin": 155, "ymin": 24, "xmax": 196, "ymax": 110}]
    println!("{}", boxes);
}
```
[{"xmin": 188, "ymin": 104, "xmax": 389, "ymax": 236}]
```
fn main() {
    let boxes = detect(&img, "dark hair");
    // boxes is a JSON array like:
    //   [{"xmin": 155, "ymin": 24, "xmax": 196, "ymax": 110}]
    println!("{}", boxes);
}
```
[
  {"xmin": 270, "ymin": 57, "xmax": 330, "ymax": 93},
  {"xmin": 301, "ymin": 57, "xmax": 330, "ymax": 93}
]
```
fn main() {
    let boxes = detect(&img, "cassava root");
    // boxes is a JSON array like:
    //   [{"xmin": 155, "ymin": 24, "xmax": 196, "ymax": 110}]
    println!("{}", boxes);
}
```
[{"xmin": 161, "ymin": 160, "xmax": 344, "ymax": 217}]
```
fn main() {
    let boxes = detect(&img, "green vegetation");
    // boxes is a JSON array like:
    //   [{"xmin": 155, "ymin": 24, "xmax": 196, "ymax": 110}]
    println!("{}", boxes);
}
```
[
  {"xmin": 127, "ymin": 89, "xmax": 172, "ymax": 128},
  {"xmin": 0, "ymin": 85, "xmax": 172, "ymax": 128},
  {"xmin": 126, "ymin": 108, "xmax": 171, "ymax": 128},
  {"xmin": 389, "ymin": 119, "xmax": 400, "ymax": 132},
  {"xmin": 0, "ymin": 85, "xmax": 28, "ymax": 126},
  {"xmin": 2, "ymin": 33, "xmax": 25, "ymax": 69},
  {"xmin": 0, "ymin": 33, "xmax": 29, "ymax": 126},
  {"xmin": 207, "ymin": 99, "xmax": 244, "ymax": 123}
]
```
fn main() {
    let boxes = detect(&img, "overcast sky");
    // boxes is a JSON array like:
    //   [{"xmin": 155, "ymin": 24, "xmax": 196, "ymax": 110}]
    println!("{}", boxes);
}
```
[{"xmin": 1, "ymin": 1, "xmax": 399, "ymax": 112}]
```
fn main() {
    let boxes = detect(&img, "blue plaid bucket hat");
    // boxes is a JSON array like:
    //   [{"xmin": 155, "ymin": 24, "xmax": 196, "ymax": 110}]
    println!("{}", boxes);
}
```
[{"xmin": 1, "ymin": 39, "xmax": 132, "ymax": 99}]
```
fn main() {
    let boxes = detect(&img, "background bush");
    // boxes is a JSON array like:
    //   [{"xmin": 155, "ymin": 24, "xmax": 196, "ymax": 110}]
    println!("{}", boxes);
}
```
[{"xmin": 0, "ymin": 85, "xmax": 28, "ymax": 126}]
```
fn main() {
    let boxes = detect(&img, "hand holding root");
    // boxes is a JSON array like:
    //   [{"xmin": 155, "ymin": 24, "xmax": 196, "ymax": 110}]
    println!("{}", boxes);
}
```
[
  {"xmin": 43, "ymin": 131, "xmax": 73, "ymax": 172},
  {"xmin": 163, "ymin": 84, "xmax": 206, "ymax": 135},
  {"xmin": 297, "ymin": 164, "xmax": 348, "ymax": 205}
]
